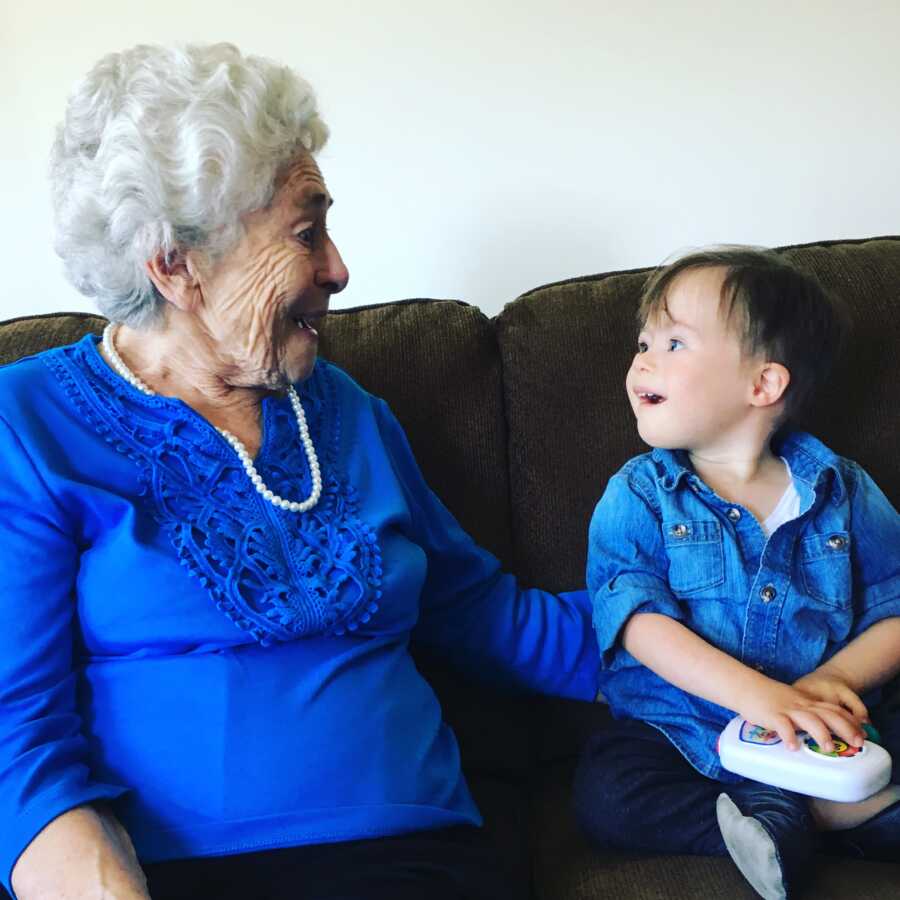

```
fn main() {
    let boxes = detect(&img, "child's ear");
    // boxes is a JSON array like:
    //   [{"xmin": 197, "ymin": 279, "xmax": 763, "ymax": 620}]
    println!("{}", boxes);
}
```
[
  {"xmin": 750, "ymin": 362, "xmax": 790, "ymax": 409},
  {"xmin": 145, "ymin": 248, "xmax": 203, "ymax": 313}
]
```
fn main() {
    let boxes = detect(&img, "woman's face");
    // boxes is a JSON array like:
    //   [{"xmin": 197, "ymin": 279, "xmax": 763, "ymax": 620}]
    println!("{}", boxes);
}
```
[{"xmin": 190, "ymin": 154, "xmax": 348, "ymax": 389}]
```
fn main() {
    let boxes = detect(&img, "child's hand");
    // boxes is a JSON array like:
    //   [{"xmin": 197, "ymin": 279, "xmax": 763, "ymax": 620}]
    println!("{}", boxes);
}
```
[
  {"xmin": 736, "ymin": 677, "xmax": 866, "ymax": 752},
  {"xmin": 792, "ymin": 670, "xmax": 869, "ymax": 722}
]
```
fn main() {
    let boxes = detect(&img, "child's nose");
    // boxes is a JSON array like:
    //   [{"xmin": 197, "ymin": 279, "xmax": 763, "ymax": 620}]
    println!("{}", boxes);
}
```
[{"xmin": 635, "ymin": 352, "xmax": 654, "ymax": 372}]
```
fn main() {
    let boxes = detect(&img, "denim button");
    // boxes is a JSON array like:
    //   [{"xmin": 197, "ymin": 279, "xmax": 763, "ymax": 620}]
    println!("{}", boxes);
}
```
[
  {"xmin": 760, "ymin": 585, "xmax": 777, "ymax": 603},
  {"xmin": 727, "ymin": 507, "xmax": 741, "ymax": 522},
  {"xmin": 826, "ymin": 535, "xmax": 847, "ymax": 550},
  {"xmin": 670, "ymin": 524, "xmax": 689, "ymax": 538}
]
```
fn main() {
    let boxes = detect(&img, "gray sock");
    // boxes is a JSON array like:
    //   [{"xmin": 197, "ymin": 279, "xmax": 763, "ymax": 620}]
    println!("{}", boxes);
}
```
[{"xmin": 716, "ymin": 793, "xmax": 788, "ymax": 900}]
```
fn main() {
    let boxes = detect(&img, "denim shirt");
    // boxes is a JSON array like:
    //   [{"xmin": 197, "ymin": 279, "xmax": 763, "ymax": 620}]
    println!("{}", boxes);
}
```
[{"xmin": 588, "ymin": 431, "xmax": 900, "ymax": 781}]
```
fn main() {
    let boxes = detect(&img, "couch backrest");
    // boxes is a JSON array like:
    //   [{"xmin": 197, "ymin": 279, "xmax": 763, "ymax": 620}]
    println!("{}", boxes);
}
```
[
  {"xmin": 319, "ymin": 298, "xmax": 515, "ymax": 568},
  {"xmin": 496, "ymin": 236, "xmax": 900, "ymax": 593}
]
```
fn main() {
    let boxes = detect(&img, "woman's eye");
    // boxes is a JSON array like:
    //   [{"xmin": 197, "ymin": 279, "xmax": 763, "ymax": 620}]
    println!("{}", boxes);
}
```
[
  {"xmin": 637, "ymin": 340, "xmax": 649, "ymax": 353},
  {"xmin": 295, "ymin": 227, "xmax": 315, "ymax": 246},
  {"xmin": 668, "ymin": 338, "xmax": 684, "ymax": 351}
]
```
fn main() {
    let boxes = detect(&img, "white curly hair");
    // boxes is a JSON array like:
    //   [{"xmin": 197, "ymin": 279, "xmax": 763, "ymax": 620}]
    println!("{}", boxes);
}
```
[{"xmin": 50, "ymin": 43, "xmax": 329, "ymax": 329}]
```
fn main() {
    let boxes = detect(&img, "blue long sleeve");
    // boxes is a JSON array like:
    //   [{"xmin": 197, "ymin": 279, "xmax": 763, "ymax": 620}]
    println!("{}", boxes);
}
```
[
  {"xmin": 0, "ymin": 415, "xmax": 127, "ymax": 894},
  {"xmin": 373, "ymin": 399, "xmax": 600, "ymax": 702}
]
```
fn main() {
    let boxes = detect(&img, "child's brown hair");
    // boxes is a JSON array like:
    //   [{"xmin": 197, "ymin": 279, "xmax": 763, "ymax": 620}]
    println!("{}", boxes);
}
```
[{"xmin": 638, "ymin": 247, "xmax": 850, "ymax": 422}]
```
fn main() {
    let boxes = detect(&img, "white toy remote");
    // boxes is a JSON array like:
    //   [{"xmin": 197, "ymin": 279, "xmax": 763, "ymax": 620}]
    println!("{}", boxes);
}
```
[{"xmin": 717, "ymin": 717, "xmax": 892, "ymax": 802}]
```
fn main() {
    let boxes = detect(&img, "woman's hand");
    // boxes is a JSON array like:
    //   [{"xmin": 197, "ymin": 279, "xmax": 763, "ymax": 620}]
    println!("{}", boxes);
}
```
[
  {"xmin": 793, "ymin": 669, "xmax": 869, "ymax": 721},
  {"xmin": 735, "ymin": 676, "xmax": 866, "ymax": 752},
  {"xmin": 12, "ymin": 804, "xmax": 151, "ymax": 899}
]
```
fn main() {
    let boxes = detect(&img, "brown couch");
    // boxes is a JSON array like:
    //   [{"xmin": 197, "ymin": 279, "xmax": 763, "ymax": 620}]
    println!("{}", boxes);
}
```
[{"xmin": 1, "ymin": 235, "xmax": 898, "ymax": 899}]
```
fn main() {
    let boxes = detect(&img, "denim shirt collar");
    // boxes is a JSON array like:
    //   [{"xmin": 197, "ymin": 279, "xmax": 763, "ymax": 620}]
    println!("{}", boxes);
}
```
[{"xmin": 649, "ymin": 430, "xmax": 847, "ymax": 505}]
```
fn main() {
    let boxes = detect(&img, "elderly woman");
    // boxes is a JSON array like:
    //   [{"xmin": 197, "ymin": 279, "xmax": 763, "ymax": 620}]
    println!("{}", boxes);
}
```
[{"xmin": 0, "ymin": 44, "xmax": 599, "ymax": 899}]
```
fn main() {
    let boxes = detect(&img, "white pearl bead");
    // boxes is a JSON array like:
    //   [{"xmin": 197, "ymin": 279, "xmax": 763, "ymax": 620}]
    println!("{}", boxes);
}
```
[{"xmin": 102, "ymin": 324, "xmax": 322, "ymax": 513}]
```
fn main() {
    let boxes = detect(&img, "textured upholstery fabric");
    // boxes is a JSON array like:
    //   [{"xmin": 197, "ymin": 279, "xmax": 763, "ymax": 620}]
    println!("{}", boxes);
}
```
[
  {"xmin": 319, "ymin": 299, "xmax": 513, "ymax": 568},
  {"xmin": 0, "ymin": 312, "xmax": 105, "ymax": 365},
  {"xmin": 497, "ymin": 268, "xmax": 649, "ymax": 592}
]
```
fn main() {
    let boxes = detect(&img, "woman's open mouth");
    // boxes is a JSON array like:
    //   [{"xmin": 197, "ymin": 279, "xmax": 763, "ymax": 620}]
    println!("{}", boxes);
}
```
[
  {"xmin": 292, "ymin": 310, "xmax": 326, "ymax": 336},
  {"xmin": 637, "ymin": 391, "xmax": 666, "ymax": 405}
]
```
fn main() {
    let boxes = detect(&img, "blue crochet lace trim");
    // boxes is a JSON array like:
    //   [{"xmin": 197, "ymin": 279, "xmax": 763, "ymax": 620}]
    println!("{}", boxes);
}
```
[{"xmin": 45, "ymin": 338, "xmax": 382, "ymax": 644}]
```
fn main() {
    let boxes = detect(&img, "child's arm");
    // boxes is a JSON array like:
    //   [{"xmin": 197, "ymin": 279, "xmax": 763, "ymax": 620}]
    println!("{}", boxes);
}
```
[
  {"xmin": 588, "ymin": 466, "xmax": 868, "ymax": 753},
  {"xmin": 623, "ymin": 612, "xmax": 866, "ymax": 752},
  {"xmin": 793, "ymin": 463, "xmax": 900, "ymax": 716},
  {"xmin": 793, "ymin": 617, "xmax": 900, "ymax": 713}
]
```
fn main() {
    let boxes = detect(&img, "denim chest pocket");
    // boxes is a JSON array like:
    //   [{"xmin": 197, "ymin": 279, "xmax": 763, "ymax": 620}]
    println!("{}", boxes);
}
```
[
  {"xmin": 662, "ymin": 519, "xmax": 725, "ymax": 594},
  {"xmin": 799, "ymin": 531, "xmax": 851, "ymax": 608}
]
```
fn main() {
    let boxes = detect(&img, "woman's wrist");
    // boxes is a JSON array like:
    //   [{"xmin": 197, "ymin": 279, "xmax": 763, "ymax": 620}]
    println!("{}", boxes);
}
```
[{"xmin": 12, "ymin": 804, "xmax": 150, "ymax": 900}]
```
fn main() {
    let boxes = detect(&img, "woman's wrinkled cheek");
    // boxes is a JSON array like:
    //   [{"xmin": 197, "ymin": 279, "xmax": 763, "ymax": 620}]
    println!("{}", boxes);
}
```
[{"xmin": 218, "ymin": 245, "xmax": 295, "ymax": 370}]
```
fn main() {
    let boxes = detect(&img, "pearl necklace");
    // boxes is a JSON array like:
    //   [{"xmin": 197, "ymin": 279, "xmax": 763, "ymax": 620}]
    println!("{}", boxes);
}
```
[{"xmin": 101, "ymin": 323, "xmax": 322, "ymax": 513}]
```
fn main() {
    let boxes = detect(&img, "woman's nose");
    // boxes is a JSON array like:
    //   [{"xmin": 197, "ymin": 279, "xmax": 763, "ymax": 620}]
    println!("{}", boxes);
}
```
[{"xmin": 316, "ymin": 240, "xmax": 350, "ymax": 295}]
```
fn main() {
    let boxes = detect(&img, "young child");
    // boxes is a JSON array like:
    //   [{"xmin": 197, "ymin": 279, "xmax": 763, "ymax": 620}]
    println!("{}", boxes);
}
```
[{"xmin": 574, "ymin": 247, "xmax": 900, "ymax": 900}]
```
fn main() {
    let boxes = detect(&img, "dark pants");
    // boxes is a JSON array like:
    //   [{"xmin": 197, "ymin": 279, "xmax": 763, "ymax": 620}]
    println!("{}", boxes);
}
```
[
  {"xmin": 143, "ymin": 826, "xmax": 512, "ymax": 900},
  {"xmin": 573, "ymin": 709, "xmax": 900, "ymax": 858},
  {"xmin": 572, "ymin": 718, "xmax": 809, "ymax": 856}
]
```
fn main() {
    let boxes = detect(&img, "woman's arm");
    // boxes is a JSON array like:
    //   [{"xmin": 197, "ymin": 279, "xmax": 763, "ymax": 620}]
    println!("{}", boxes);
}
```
[
  {"xmin": 623, "ymin": 612, "xmax": 866, "ymax": 751},
  {"xmin": 12, "ymin": 805, "xmax": 149, "ymax": 899},
  {"xmin": 0, "ymin": 416, "xmax": 128, "ymax": 893},
  {"xmin": 371, "ymin": 397, "xmax": 600, "ymax": 701}
]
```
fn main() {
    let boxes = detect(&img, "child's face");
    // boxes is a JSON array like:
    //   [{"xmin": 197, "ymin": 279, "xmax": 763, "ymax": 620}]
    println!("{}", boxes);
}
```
[{"xmin": 626, "ymin": 267, "xmax": 763, "ymax": 453}]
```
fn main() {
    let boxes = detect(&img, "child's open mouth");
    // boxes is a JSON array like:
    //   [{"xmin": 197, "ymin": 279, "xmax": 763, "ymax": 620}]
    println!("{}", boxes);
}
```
[{"xmin": 637, "ymin": 391, "xmax": 666, "ymax": 405}]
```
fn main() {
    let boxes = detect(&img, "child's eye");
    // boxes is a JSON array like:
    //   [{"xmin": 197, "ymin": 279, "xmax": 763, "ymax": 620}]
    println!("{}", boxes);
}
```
[
  {"xmin": 637, "ymin": 340, "xmax": 649, "ymax": 353},
  {"xmin": 668, "ymin": 338, "xmax": 684, "ymax": 351}
]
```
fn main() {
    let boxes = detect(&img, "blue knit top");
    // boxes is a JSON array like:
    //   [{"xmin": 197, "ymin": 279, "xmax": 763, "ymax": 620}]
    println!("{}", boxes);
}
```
[{"xmin": 0, "ymin": 334, "xmax": 599, "ymax": 893}]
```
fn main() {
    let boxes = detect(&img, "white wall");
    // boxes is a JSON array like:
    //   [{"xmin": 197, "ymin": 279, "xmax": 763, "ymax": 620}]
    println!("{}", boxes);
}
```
[{"xmin": 3, "ymin": 0, "xmax": 899, "ymax": 320}]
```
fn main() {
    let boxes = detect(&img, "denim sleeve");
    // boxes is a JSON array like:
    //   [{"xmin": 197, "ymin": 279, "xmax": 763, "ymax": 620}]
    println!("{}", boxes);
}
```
[
  {"xmin": 587, "ymin": 470, "xmax": 685, "ymax": 669},
  {"xmin": 847, "ymin": 462, "xmax": 900, "ymax": 636},
  {"xmin": 0, "ymin": 417, "xmax": 127, "ymax": 894},
  {"xmin": 372, "ymin": 399, "xmax": 600, "ymax": 702}
]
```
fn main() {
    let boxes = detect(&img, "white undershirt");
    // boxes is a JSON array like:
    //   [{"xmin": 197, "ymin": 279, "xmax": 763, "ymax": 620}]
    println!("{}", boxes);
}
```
[{"xmin": 761, "ymin": 458, "xmax": 801, "ymax": 537}]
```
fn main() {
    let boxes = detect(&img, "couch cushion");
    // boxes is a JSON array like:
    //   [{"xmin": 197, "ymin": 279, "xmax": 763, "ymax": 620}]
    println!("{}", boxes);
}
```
[
  {"xmin": 496, "ymin": 236, "xmax": 900, "ymax": 593},
  {"xmin": 319, "ymin": 299, "xmax": 514, "ymax": 567},
  {"xmin": 0, "ymin": 312, "xmax": 105, "ymax": 365}
]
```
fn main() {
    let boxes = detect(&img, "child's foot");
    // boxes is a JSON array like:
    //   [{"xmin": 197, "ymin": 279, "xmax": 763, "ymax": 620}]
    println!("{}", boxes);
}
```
[{"xmin": 716, "ymin": 791, "xmax": 814, "ymax": 900}]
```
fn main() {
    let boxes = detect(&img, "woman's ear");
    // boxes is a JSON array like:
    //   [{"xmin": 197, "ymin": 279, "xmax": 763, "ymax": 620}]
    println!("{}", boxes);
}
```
[
  {"xmin": 750, "ymin": 362, "xmax": 790, "ymax": 409},
  {"xmin": 145, "ymin": 248, "xmax": 203, "ymax": 313}
]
